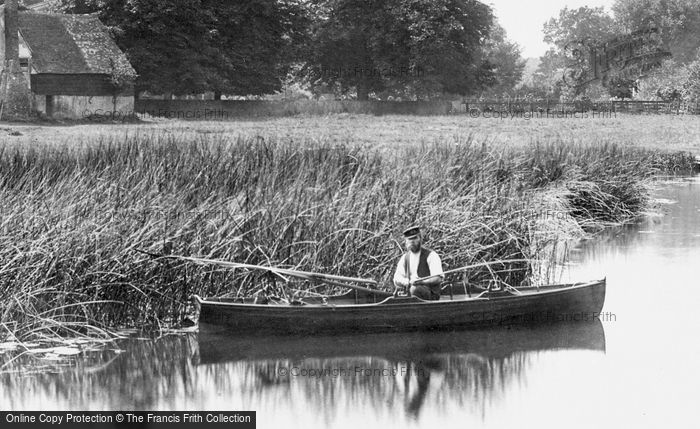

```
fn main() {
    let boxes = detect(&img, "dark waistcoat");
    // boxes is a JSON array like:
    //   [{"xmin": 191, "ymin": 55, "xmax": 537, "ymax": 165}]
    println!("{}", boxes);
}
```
[{"xmin": 403, "ymin": 247, "xmax": 432, "ymax": 278}]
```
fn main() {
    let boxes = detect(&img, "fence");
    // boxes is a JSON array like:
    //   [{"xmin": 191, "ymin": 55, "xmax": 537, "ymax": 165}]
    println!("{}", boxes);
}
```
[
  {"xmin": 131, "ymin": 98, "xmax": 700, "ymax": 120},
  {"xmin": 610, "ymin": 100, "xmax": 700, "ymax": 114},
  {"xmin": 459, "ymin": 100, "xmax": 611, "ymax": 114},
  {"xmin": 458, "ymin": 99, "xmax": 700, "ymax": 115}
]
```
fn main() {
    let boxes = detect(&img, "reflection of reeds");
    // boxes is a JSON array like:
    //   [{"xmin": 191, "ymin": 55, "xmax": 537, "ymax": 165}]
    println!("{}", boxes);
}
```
[
  {"xmin": 0, "ymin": 134, "xmax": 690, "ymax": 340},
  {"xmin": 0, "ymin": 333, "xmax": 200, "ymax": 409},
  {"xmin": 218, "ymin": 353, "xmax": 533, "ymax": 420},
  {"xmin": 0, "ymin": 323, "xmax": 605, "ymax": 419}
]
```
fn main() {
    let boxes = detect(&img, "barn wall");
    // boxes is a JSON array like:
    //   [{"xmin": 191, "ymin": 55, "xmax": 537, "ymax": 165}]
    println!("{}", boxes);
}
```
[{"xmin": 34, "ymin": 94, "xmax": 135, "ymax": 119}]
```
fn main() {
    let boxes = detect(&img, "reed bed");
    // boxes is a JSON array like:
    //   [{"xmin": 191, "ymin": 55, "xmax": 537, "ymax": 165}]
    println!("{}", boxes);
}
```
[{"xmin": 0, "ymin": 132, "xmax": 694, "ymax": 341}]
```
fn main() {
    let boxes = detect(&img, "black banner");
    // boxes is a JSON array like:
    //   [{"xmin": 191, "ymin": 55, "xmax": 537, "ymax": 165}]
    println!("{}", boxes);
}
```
[{"xmin": 1, "ymin": 412, "xmax": 255, "ymax": 429}]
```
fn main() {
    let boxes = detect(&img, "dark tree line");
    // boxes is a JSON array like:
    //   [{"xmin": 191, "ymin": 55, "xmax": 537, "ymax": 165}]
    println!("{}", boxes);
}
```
[
  {"xmin": 304, "ymin": 0, "xmax": 495, "ymax": 100},
  {"xmin": 57, "ymin": 0, "xmax": 307, "ymax": 98},
  {"xmin": 56, "ymin": 0, "xmax": 515, "ymax": 99}
]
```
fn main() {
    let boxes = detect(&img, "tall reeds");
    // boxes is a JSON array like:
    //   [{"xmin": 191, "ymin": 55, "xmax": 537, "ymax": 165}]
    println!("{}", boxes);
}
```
[{"xmin": 0, "ymin": 132, "xmax": 694, "ymax": 340}]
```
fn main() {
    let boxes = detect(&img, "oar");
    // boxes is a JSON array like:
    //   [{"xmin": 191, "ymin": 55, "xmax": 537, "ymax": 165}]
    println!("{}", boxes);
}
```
[
  {"xmin": 136, "ymin": 249, "xmax": 390, "ymax": 297},
  {"xmin": 317, "ymin": 278, "xmax": 392, "ymax": 298},
  {"xmin": 413, "ymin": 259, "xmax": 531, "ymax": 283}
]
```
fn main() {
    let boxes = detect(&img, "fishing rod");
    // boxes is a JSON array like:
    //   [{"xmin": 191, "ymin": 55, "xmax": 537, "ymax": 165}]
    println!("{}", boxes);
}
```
[
  {"xmin": 137, "ymin": 250, "xmax": 529, "ymax": 297},
  {"xmin": 136, "ymin": 249, "xmax": 382, "ymax": 288},
  {"xmin": 413, "ymin": 258, "xmax": 531, "ymax": 283}
]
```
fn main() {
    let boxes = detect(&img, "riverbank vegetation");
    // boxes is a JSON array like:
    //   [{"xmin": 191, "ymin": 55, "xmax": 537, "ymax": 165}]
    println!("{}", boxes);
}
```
[{"xmin": 0, "ymin": 130, "xmax": 696, "ymax": 342}]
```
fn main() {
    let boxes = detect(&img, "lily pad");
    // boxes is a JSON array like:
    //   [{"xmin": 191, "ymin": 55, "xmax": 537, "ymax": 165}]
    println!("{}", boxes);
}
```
[{"xmin": 51, "ymin": 347, "xmax": 81, "ymax": 356}]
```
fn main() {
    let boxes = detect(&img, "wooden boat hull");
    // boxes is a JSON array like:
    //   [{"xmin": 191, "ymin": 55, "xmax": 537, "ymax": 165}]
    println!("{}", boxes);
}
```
[{"xmin": 194, "ymin": 279, "xmax": 606, "ymax": 334}]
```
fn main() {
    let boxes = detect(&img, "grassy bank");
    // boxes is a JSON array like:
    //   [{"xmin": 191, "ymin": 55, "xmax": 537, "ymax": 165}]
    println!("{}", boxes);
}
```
[
  {"xmin": 0, "ymin": 132, "xmax": 696, "ymax": 341},
  {"xmin": 4, "ymin": 113, "xmax": 700, "ymax": 153}
]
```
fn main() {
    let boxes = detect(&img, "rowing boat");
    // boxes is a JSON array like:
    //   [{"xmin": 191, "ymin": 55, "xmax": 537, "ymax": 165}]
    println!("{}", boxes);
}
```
[{"xmin": 193, "ymin": 278, "xmax": 606, "ymax": 334}]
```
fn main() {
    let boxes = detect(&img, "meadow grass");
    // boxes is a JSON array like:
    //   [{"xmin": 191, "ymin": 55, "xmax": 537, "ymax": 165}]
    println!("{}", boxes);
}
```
[
  {"xmin": 0, "ymin": 124, "xmax": 697, "ymax": 341},
  {"xmin": 4, "ymin": 113, "xmax": 700, "ymax": 153}
]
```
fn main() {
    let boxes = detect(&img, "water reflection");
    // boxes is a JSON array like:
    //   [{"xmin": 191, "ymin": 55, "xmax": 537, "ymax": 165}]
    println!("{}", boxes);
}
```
[
  {"xmin": 197, "ymin": 321, "xmax": 605, "ymax": 422},
  {"xmin": 567, "ymin": 177, "xmax": 700, "ymax": 278},
  {"xmin": 0, "ymin": 334, "xmax": 200, "ymax": 410},
  {"xmin": 561, "ymin": 176, "xmax": 700, "ymax": 428},
  {"xmin": 1, "ymin": 320, "xmax": 604, "ymax": 425}
]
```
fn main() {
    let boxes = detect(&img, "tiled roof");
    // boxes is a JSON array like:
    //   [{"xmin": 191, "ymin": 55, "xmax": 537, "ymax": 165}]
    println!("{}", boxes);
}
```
[{"xmin": 18, "ymin": 11, "xmax": 135, "ymax": 75}]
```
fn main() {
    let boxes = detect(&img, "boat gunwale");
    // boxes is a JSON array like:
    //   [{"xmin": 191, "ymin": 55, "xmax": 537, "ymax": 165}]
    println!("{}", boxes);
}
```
[{"xmin": 193, "ymin": 278, "xmax": 606, "ymax": 310}]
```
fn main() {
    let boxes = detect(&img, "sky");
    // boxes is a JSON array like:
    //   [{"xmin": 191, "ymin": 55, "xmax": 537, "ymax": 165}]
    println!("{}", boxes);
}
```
[{"xmin": 486, "ymin": 0, "xmax": 615, "ymax": 58}]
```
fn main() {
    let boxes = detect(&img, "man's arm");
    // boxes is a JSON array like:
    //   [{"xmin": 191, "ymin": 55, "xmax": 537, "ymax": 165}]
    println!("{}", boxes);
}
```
[{"xmin": 393, "ymin": 257, "xmax": 409, "ymax": 288}]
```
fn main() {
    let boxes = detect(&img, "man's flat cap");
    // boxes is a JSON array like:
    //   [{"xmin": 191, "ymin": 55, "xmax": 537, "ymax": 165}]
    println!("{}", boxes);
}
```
[{"xmin": 402, "ymin": 226, "xmax": 421, "ymax": 238}]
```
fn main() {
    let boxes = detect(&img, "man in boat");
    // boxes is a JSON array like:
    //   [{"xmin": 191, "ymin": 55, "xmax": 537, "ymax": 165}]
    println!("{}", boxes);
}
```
[{"xmin": 393, "ymin": 226, "xmax": 444, "ymax": 300}]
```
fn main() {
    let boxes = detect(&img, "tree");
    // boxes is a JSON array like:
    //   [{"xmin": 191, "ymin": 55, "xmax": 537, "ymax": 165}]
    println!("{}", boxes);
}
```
[
  {"xmin": 305, "ymin": 0, "xmax": 494, "ymax": 100},
  {"xmin": 613, "ymin": 0, "xmax": 700, "ymax": 64},
  {"xmin": 542, "ymin": 6, "xmax": 619, "ymax": 50},
  {"xmin": 481, "ymin": 21, "xmax": 526, "ymax": 96},
  {"xmin": 305, "ymin": 0, "xmax": 391, "ymax": 100},
  {"xmin": 681, "ymin": 59, "xmax": 700, "ymax": 103},
  {"xmin": 530, "ymin": 49, "xmax": 565, "ymax": 99},
  {"xmin": 536, "ymin": 6, "xmax": 620, "ymax": 98},
  {"xmin": 57, "ymin": 0, "xmax": 307, "ymax": 97},
  {"xmin": 634, "ymin": 58, "xmax": 686, "ymax": 100},
  {"xmin": 611, "ymin": 0, "xmax": 700, "ymax": 102},
  {"xmin": 631, "ymin": 57, "xmax": 700, "ymax": 104}
]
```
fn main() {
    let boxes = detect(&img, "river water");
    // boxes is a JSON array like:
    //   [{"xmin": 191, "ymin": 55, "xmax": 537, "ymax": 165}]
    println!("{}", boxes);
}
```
[{"xmin": 2, "ymin": 177, "xmax": 699, "ymax": 429}]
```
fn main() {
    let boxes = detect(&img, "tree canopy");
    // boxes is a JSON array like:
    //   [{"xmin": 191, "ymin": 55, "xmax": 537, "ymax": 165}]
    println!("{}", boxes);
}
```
[
  {"xmin": 305, "ymin": 0, "xmax": 494, "ymax": 100},
  {"xmin": 52, "ymin": 0, "xmax": 523, "ymax": 99},
  {"xmin": 57, "ymin": 0, "xmax": 307, "ymax": 97},
  {"xmin": 528, "ymin": 1, "xmax": 700, "ymax": 102},
  {"xmin": 613, "ymin": 0, "xmax": 700, "ymax": 63},
  {"xmin": 534, "ymin": 6, "xmax": 620, "ymax": 98},
  {"xmin": 481, "ymin": 21, "xmax": 526, "ymax": 97}
]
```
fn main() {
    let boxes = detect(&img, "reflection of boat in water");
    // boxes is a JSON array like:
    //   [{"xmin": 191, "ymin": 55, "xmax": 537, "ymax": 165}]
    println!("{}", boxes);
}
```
[
  {"xmin": 197, "ymin": 319, "xmax": 605, "ymax": 364},
  {"xmin": 197, "ymin": 320, "xmax": 605, "ymax": 419},
  {"xmin": 194, "ymin": 279, "xmax": 606, "ymax": 334}
]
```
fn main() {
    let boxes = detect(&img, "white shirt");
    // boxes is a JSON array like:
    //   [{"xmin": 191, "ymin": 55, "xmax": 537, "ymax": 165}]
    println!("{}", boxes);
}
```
[{"xmin": 393, "ymin": 250, "xmax": 444, "ymax": 287}]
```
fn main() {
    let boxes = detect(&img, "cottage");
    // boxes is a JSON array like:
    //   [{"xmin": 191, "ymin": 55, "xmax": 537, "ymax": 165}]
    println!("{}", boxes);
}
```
[{"xmin": 0, "ymin": 1, "xmax": 135, "ymax": 119}]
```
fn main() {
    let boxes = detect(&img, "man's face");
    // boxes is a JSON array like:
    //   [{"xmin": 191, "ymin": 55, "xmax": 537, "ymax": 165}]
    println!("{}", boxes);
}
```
[{"xmin": 404, "ymin": 235, "xmax": 421, "ymax": 253}]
